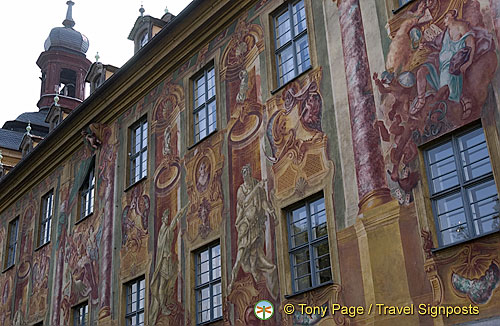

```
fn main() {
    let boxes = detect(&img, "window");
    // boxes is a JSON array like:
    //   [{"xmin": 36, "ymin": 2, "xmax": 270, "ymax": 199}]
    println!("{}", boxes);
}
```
[
  {"xmin": 195, "ymin": 242, "xmax": 222, "ymax": 324},
  {"xmin": 287, "ymin": 195, "xmax": 331, "ymax": 293},
  {"xmin": 39, "ymin": 191, "xmax": 54, "ymax": 246},
  {"xmin": 4, "ymin": 217, "xmax": 19, "ymax": 269},
  {"xmin": 193, "ymin": 65, "xmax": 216, "ymax": 143},
  {"xmin": 59, "ymin": 68, "xmax": 76, "ymax": 97},
  {"xmin": 73, "ymin": 302, "xmax": 89, "ymax": 326},
  {"xmin": 79, "ymin": 164, "xmax": 95, "ymax": 220},
  {"xmin": 139, "ymin": 32, "xmax": 149, "ymax": 48},
  {"xmin": 424, "ymin": 127, "xmax": 499, "ymax": 246},
  {"xmin": 129, "ymin": 118, "xmax": 148, "ymax": 185},
  {"xmin": 51, "ymin": 114, "xmax": 61, "ymax": 130},
  {"xmin": 399, "ymin": 0, "xmax": 413, "ymax": 6},
  {"xmin": 125, "ymin": 277, "xmax": 145, "ymax": 326},
  {"xmin": 273, "ymin": 0, "xmax": 311, "ymax": 87}
]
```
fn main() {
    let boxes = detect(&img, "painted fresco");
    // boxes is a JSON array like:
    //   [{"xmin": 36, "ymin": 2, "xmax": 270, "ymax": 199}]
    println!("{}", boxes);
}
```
[
  {"xmin": 221, "ymin": 16, "xmax": 282, "ymax": 325},
  {"xmin": 92, "ymin": 123, "xmax": 118, "ymax": 321},
  {"xmin": 12, "ymin": 198, "xmax": 36, "ymax": 325},
  {"xmin": 184, "ymin": 133, "xmax": 224, "ymax": 243},
  {"xmin": 375, "ymin": 0, "xmax": 498, "ymax": 203},
  {"xmin": 265, "ymin": 68, "xmax": 333, "ymax": 200},
  {"xmin": 0, "ymin": 172, "xmax": 59, "ymax": 326},
  {"xmin": 120, "ymin": 181, "xmax": 150, "ymax": 277},
  {"xmin": 28, "ymin": 243, "xmax": 51, "ymax": 321},
  {"xmin": 54, "ymin": 149, "xmax": 101, "ymax": 325},
  {"xmin": 422, "ymin": 236, "xmax": 500, "ymax": 323},
  {"xmin": 51, "ymin": 124, "xmax": 117, "ymax": 325},
  {"xmin": 149, "ymin": 80, "xmax": 188, "ymax": 326},
  {"xmin": 0, "ymin": 273, "xmax": 13, "ymax": 325}
]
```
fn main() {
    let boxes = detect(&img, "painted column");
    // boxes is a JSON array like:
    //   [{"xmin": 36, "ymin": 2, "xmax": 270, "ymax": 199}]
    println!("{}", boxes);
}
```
[
  {"xmin": 336, "ymin": 0, "xmax": 391, "ymax": 213},
  {"xmin": 491, "ymin": 0, "xmax": 500, "ymax": 46},
  {"xmin": 97, "ymin": 125, "xmax": 116, "ymax": 321}
]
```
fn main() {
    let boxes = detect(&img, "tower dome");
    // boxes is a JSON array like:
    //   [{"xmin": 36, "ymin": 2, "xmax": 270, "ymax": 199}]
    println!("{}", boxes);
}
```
[{"xmin": 43, "ymin": 1, "xmax": 89, "ymax": 55}]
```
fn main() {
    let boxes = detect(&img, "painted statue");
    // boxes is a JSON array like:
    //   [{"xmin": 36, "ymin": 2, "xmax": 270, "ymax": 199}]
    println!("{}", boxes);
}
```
[
  {"xmin": 413, "ymin": 9, "xmax": 476, "ymax": 113},
  {"xmin": 229, "ymin": 164, "xmax": 278, "ymax": 298},
  {"xmin": 163, "ymin": 126, "xmax": 172, "ymax": 157},
  {"xmin": 149, "ymin": 204, "xmax": 189, "ymax": 325}
]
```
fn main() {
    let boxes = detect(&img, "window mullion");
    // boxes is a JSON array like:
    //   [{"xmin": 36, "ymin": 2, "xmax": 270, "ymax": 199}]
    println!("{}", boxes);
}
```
[
  {"xmin": 139, "ymin": 123, "xmax": 144, "ymax": 155},
  {"xmin": 275, "ymin": 40, "xmax": 293, "ymax": 54},
  {"xmin": 130, "ymin": 128, "xmax": 135, "ymax": 183},
  {"xmin": 306, "ymin": 202, "xmax": 316, "ymax": 288},
  {"xmin": 208, "ymin": 245, "xmax": 213, "ymax": 320},
  {"xmin": 289, "ymin": 3, "xmax": 299, "ymax": 78},
  {"xmin": 294, "ymin": 29, "xmax": 307, "ymax": 40},
  {"xmin": 452, "ymin": 135, "xmax": 475, "ymax": 239},
  {"xmin": 205, "ymin": 70, "xmax": 211, "ymax": 136},
  {"xmin": 287, "ymin": 215, "xmax": 297, "ymax": 292}
]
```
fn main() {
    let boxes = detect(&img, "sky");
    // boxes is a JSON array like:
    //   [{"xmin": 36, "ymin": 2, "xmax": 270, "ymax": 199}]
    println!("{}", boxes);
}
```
[{"xmin": 0, "ymin": 0, "xmax": 192, "ymax": 127}]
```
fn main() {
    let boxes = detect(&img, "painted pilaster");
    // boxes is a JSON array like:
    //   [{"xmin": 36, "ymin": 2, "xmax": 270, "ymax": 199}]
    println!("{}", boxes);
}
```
[
  {"xmin": 490, "ymin": 0, "xmax": 500, "ymax": 46},
  {"xmin": 336, "ymin": 0, "xmax": 391, "ymax": 213}
]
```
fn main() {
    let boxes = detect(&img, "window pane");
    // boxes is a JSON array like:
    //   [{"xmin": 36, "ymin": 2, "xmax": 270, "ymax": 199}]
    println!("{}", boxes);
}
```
[
  {"xmin": 292, "ymin": 247, "xmax": 310, "ymax": 266},
  {"xmin": 207, "ymin": 68, "xmax": 215, "ymax": 99},
  {"xmin": 275, "ymin": 11, "xmax": 291, "ymax": 48},
  {"xmin": 291, "ymin": 205, "xmax": 307, "ymax": 222},
  {"xmin": 474, "ymin": 216, "xmax": 500, "ymax": 236},
  {"xmin": 458, "ymin": 127, "xmax": 486, "ymax": 151},
  {"xmin": 195, "ymin": 109, "xmax": 207, "ymax": 141},
  {"xmin": 295, "ymin": 34, "xmax": 310, "ymax": 74},
  {"xmin": 295, "ymin": 261, "xmax": 311, "ymax": 277},
  {"xmin": 428, "ymin": 141, "xmax": 454, "ymax": 164},
  {"xmin": 141, "ymin": 150, "xmax": 147, "ymax": 177},
  {"xmin": 212, "ymin": 246, "xmax": 221, "ymax": 279},
  {"xmin": 295, "ymin": 275, "xmax": 312, "ymax": 291},
  {"xmin": 134, "ymin": 127, "xmax": 141, "ymax": 154},
  {"xmin": 208, "ymin": 101, "xmax": 216, "ymax": 133},
  {"xmin": 278, "ymin": 46, "xmax": 295, "ymax": 85},
  {"xmin": 195, "ymin": 75, "xmax": 206, "ymax": 108},
  {"xmin": 429, "ymin": 156, "xmax": 456, "ymax": 180},
  {"xmin": 436, "ymin": 192, "xmax": 466, "ymax": 231},
  {"xmin": 142, "ymin": 122, "xmax": 148, "ymax": 147},
  {"xmin": 316, "ymin": 254, "xmax": 331, "ymax": 271},
  {"xmin": 468, "ymin": 180, "xmax": 498, "ymax": 235},
  {"xmin": 310, "ymin": 197, "xmax": 327, "ymax": 239},
  {"xmin": 212, "ymin": 245, "xmax": 220, "ymax": 260},
  {"xmin": 89, "ymin": 188, "xmax": 94, "ymax": 214},
  {"xmin": 201, "ymin": 287, "xmax": 210, "ymax": 301},
  {"xmin": 293, "ymin": 0, "xmax": 307, "ymax": 35},
  {"xmin": 317, "ymin": 268, "xmax": 332, "ymax": 284},
  {"xmin": 134, "ymin": 157, "xmax": 141, "ymax": 182},
  {"xmin": 213, "ymin": 301, "xmax": 222, "ymax": 319},
  {"xmin": 314, "ymin": 241, "xmax": 329, "ymax": 259},
  {"xmin": 428, "ymin": 151, "xmax": 459, "ymax": 193},
  {"xmin": 138, "ymin": 312, "xmax": 144, "ymax": 326},
  {"xmin": 441, "ymin": 223, "xmax": 469, "ymax": 245},
  {"xmin": 460, "ymin": 133, "xmax": 492, "ymax": 181}
]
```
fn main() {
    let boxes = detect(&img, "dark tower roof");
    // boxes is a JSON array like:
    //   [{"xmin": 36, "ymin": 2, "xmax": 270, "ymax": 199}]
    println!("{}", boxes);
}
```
[{"xmin": 44, "ymin": 1, "xmax": 89, "ymax": 55}]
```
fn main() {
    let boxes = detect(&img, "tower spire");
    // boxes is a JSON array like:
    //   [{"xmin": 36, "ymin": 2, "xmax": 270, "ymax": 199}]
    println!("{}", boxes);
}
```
[{"xmin": 62, "ymin": 1, "xmax": 76, "ymax": 28}]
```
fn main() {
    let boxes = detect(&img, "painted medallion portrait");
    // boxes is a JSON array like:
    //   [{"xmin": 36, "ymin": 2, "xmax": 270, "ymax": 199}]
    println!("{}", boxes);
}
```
[{"xmin": 195, "ymin": 156, "xmax": 211, "ymax": 193}]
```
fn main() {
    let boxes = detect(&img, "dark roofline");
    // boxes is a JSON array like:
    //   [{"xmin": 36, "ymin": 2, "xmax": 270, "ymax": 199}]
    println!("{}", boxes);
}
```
[{"xmin": 0, "ymin": 0, "xmax": 204, "ymax": 187}]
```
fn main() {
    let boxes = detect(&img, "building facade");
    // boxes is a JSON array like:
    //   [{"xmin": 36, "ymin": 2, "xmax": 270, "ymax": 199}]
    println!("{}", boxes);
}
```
[{"xmin": 0, "ymin": 0, "xmax": 500, "ymax": 325}]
